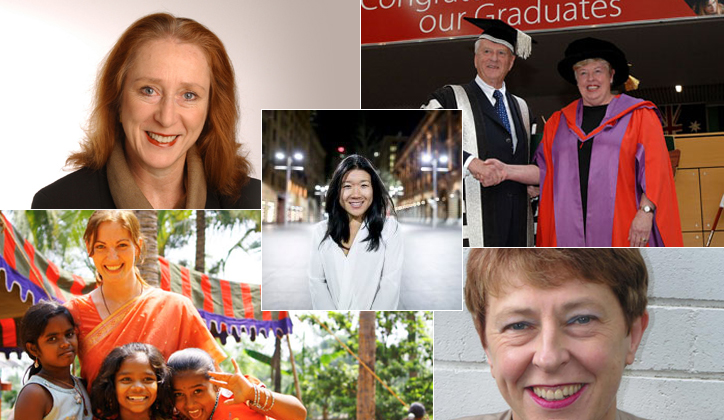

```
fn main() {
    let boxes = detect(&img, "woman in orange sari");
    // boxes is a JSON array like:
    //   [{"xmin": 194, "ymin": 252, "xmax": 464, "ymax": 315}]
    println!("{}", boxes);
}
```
[{"xmin": 65, "ymin": 210, "xmax": 225, "ymax": 388}]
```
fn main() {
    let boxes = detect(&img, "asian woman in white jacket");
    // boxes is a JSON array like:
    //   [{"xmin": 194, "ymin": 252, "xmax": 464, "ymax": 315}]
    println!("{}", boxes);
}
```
[{"xmin": 308, "ymin": 155, "xmax": 403, "ymax": 310}]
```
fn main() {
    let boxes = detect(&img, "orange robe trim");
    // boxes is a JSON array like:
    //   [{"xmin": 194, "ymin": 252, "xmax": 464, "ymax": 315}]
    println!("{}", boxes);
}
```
[{"xmin": 537, "ymin": 96, "xmax": 683, "ymax": 247}]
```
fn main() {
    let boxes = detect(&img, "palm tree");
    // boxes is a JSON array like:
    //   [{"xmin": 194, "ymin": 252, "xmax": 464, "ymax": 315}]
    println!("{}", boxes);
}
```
[
  {"xmin": 357, "ymin": 311, "xmax": 376, "ymax": 420},
  {"xmin": 195, "ymin": 210, "xmax": 206, "ymax": 272},
  {"xmin": 202, "ymin": 211, "xmax": 261, "ymax": 275},
  {"xmin": 133, "ymin": 210, "xmax": 159, "ymax": 286}
]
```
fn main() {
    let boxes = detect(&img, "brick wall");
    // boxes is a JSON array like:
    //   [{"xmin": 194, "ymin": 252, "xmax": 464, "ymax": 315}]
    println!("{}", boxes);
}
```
[{"xmin": 434, "ymin": 249, "xmax": 724, "ymax": 420}]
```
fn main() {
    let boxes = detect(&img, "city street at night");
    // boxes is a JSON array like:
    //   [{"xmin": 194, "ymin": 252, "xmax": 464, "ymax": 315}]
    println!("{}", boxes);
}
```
[{"xmin": 261, "ymin": 221, "xmax": 462, "ymax": 310}]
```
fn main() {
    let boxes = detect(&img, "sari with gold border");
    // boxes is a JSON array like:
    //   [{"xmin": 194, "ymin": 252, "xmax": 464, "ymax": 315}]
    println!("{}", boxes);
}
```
[{"xmin": 65, "ymin": 287, "xmax": 226, "ymax": 388}]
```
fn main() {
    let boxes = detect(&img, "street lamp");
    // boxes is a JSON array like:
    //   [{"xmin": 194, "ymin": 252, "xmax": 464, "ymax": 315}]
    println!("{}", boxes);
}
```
[
  {"xmin": 421, "ymin": 151, "xmax": 449, "ymax": 229},
  {"xmin": 274, "ymin": 151, "xmax": 304, "ymax": 225},
  {"xmin": 314, "ymin": 184, "xmax": 329, "ymax": 220}
]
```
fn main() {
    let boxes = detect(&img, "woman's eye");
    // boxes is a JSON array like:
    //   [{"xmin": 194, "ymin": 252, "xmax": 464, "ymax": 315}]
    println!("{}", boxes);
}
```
[
  {"xmin": 144, "ymin": 377, "xmax": 156, "ymax": 383},
  {"xmin": 141, "ymin": 87, "xmax": 155, "ymax": 95},
  {"xmin": 183, "ymin": 92, "xmax": 197, "ymax": 101},
  {"xmin": 119, "ymin": 377, "xmax": 131, "ymax": 383},
  {"xmin": 570, "ymin": 315, "xmax": 594, "ymax": 325},
  {"xmin": 47, "ymin": 336, "xmax": 56, "ymax": 342},
  {"xmin": 173, "ymin": 393, "xmax": 183, "ymax": 399},
  {"xmin": 505, "ymin": 322, "xmax": 528, "ymax": 331}
]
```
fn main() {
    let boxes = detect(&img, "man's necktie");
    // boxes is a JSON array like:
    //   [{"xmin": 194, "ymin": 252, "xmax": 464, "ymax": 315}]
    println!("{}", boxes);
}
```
[{"xmin": 493, "ymin": 90, "xmax": 511, "ymax": 134}]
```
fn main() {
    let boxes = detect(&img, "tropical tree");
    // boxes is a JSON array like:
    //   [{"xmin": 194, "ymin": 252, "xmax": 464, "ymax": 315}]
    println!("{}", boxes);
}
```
[
  {"xmin": 357, "ymin": 311, "xmax": 376, "ymax": 420},
  {"xmin": 195, "ymin": 210, "xmax": 206, "ymax": 271},
  {"xmin": 133, "ymin": 210, "xmax": 159, "ymax": 286},
  {"xmin": 13, "ymin": 210, "xmax": 95, "ymax": 274},
  {"xmin": 204, "ymin": 210, "xmax": 261, "ymax": 275},
  {"xmin": 297, "ymin": 312, "xmax": 433, "ymax": 420}
]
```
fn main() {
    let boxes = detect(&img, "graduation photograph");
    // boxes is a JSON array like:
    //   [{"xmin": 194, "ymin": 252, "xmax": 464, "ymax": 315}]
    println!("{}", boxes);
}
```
[{"xmin": 362, "ymin": 0, "xmax": 724, "ymax": 247}]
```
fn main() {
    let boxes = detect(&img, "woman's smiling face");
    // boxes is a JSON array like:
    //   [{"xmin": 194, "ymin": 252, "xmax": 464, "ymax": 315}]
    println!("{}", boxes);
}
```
[
  {"xmin": 119, "ymin": 38, "xmax": 211, "ymax": 175},
  {"xmin": 482, "ymin": 276, "xmax": 648, "ymax": 420},
  {"xmin": 339, "ymin": 169, "xmax": 373, "ymax": 222},
  {"xmin": 88, "ymin": 221, "xmax": 140, "ymax": 283}
]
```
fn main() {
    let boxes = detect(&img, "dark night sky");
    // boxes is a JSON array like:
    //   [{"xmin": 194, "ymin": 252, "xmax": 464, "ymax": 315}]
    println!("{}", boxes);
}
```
[{"xmin": 311, "ymin": 110, "xmax": 425, "ymax": 156}]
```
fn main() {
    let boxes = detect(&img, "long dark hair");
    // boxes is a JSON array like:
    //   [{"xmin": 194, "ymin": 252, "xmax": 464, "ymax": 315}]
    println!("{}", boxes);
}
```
[
  {"xmin": 90, "ymin": 343, "xmax": 173, "ymax": 420},
  {"xmin": 323, "ymin": 154, "xmax": 395, "ymax": 252},
  {"xmin": 20, "ymin": 300, "xmax": 77, "ymax": 383}
]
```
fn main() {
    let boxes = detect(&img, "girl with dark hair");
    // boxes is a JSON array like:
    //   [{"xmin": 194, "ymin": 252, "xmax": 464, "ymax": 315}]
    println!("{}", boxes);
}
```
[
  {"xmin": 90, "ymin": 342, "xmax": 173, "ymax": 420},
  {"xmin": 308, "ymin": 154, "xmax": 404, "ymax": 309},
  {"xmin": 14, "ymin": 301, "xmax": 92, "ymax": 420},
  {"xmin": 167, "ymin": 348, "xmax": 306, "ymax": 420}
]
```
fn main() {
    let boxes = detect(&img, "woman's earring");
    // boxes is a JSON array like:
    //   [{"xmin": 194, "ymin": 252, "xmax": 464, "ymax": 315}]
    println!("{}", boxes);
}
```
[{"xmin": 34, "ymin": 358, "xmax": 39, "ymax": 368}]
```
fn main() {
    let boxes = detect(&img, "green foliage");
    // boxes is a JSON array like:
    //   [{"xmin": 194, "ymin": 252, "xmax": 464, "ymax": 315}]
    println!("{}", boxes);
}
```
[
  {"xmin": 296, "ymin": 312, "xmax": 433, "ymax": 420},
  {"xmin": 13, "ymin": 210, "xmax": 96, "ymax": 274},
  {"xmin": 156, "ymin": 210, "xmax": 194, "ymax": 257},
  {"xmin": 2, "ymin": 389, "xmax": 17, "ymax": 406},
  {"xmin": 205, "ymin": 210, "xmax": 261, "ymax": 275}
]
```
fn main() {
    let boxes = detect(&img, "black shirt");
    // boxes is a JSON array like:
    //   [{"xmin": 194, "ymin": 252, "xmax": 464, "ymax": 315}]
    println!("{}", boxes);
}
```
[{"xmin": 579, "ymin": 104, "xmax": 608, "ymax": 231}]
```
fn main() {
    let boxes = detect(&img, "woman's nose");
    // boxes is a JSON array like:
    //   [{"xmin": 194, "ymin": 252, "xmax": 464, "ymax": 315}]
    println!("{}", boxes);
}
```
[
  {"xmin": 532, "ymin": 326, "xmax": 570, "ymax": 372},
  {"xmin": 154, "ymin": 95, "xmax": 177, "ymax": 127}
]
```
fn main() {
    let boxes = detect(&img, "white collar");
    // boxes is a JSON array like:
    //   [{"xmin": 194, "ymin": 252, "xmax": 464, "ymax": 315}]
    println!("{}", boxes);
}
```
[{"xmin": 475, "ymin": 75, "xmax": 507, "ymax": 103}]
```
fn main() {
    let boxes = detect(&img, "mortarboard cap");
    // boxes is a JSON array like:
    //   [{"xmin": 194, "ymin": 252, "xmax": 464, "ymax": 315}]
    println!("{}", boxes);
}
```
[
  {"xmin": 464, "ymin": 17, "xmax": 534, "ymax": 59},
  {"xmin": 557, "ymin": 37, "xmax": 629, "ymax": 87}
]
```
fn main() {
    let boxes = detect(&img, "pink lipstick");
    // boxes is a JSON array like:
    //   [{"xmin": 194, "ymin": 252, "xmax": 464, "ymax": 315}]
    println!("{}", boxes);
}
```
[{"xmin": 527, "ymin": 384, "xmax": 586, "ymax": 409}]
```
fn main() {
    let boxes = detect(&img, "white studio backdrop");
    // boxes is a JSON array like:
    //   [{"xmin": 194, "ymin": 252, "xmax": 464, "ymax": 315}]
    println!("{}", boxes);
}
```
[{"xmin": 0, "ymin": 0, "xmax": 361, "ymax": 208}]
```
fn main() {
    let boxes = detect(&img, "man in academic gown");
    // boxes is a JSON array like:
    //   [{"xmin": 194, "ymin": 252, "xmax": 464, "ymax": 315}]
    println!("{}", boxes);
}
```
[{"xmin": 422, "ymin": 18, "xmax": 535, "ymax": 247}]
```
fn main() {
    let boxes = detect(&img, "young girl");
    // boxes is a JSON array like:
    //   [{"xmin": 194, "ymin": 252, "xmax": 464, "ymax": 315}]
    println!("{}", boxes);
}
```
[
  {"xmin": 14, "ymin": 301, "xmax": 93, "ymax": 420},
  {"xmin": 167, "ymin": 348, "xmax": 306, "ymax": 420},
  {"xmin": 308, "ymin": 154, "xmax": 404, "ymax": 310},
  {"xmin": 90, "ymin": 342, "xmax": 173, "ymax": 420}
]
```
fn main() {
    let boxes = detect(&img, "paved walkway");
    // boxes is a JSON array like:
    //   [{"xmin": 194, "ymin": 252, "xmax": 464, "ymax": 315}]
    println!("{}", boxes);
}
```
[{"xmin": 261, "ymin": 221, "xmax": 462, "ymax": 310}]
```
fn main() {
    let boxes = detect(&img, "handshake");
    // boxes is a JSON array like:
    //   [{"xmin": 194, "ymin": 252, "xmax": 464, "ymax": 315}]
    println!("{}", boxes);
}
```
[
  {"xmin": 469, "ymin": 157, "xmax": 541, "ymax": 197},
  {"xmin": 469, "ymin": 157, "xmax": 506, "ymax": 187}
]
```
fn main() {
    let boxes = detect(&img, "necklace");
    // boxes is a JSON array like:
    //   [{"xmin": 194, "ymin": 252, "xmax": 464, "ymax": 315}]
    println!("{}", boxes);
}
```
[
  {"xmin": 207, "ymin": 392, "xmax": 220, "ymax": 420},
  {"xmin": 100, "ymin": 282, "xmax": 144, "ymax": 316},
  {"xmin": 39, "ymin": 374, "xmax": 88, "ymax": 416}
]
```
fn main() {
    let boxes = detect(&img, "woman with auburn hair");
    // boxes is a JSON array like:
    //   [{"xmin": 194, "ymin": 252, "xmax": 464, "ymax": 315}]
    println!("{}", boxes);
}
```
[
  {"xmin": 308, "ymin": 154, "xmax": 403, "ymax": 310},
  {"xmin": 32, "ymin": 13, "xmax": 259, "ymax": 209},
  {"xmin": 65, "ymin": 210, "xmax": 227, "ymax": 388}
]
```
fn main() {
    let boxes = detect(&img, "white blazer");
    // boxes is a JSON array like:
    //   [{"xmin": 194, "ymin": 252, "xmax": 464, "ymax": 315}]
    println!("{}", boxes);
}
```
[{"xmin": 308, "ymin": 217, "xmax": 403, "ymax": 310}]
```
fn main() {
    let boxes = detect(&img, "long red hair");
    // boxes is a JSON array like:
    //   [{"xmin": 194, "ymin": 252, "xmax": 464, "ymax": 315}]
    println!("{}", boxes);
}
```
[{"xmin": 67, "ymin": 13, "xmax": 250, "ymax": 200}]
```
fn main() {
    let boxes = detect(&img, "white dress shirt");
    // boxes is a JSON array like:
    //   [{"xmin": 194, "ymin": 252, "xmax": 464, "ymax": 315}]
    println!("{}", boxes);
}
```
[
  {"xmin": 308, "ymin": 217, "xmax": 403, "ymax": 310},
  {"xmin": 474, "ymin": 75, "xmax": 519, "ymax": 153}
]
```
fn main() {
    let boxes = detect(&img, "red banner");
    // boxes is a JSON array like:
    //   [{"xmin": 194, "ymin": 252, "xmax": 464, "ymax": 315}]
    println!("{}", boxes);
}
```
[{"xmin": 361, "ymin": 0, "xmax": 697, "ymax": 45}]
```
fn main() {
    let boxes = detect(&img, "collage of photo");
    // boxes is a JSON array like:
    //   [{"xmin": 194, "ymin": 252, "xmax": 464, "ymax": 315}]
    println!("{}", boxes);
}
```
[{"xmin": 1, "ymin": 1, "xmax": 723, "ymax": 420}]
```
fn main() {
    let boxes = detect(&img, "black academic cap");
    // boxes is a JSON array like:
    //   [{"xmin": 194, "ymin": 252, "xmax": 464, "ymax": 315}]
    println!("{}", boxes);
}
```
[
  {"xmin": 464, "ymin": 17, "xmax": 534, "ymax": 59},
  {"xmin": 557, "ymin": 37, "xmax": 629, "ymax": 87}
]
